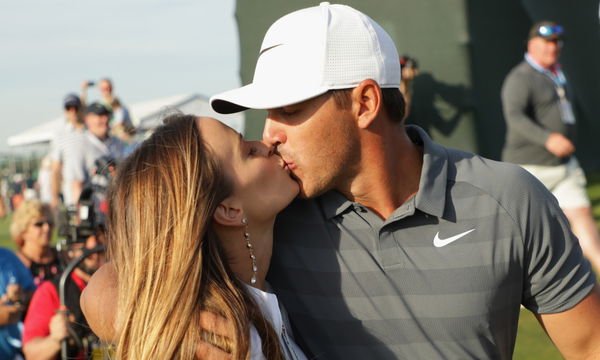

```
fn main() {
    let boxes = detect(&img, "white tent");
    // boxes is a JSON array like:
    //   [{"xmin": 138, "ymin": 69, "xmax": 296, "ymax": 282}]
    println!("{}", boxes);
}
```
[{"xmin": 7, "ymin": 93, "xmax": 245, "ymax": 148}]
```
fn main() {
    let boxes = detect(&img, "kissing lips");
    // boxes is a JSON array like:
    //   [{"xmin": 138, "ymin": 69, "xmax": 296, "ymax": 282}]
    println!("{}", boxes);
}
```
[{"xmin": 280, "ymin": 158, "xmax": 299, "ymax": 181}]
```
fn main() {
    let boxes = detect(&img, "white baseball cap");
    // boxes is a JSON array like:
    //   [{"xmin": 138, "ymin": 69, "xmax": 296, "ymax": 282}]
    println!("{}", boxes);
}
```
[{"xmin": 210, "ymin": 2, "xmax": 401, "ymax": 114}]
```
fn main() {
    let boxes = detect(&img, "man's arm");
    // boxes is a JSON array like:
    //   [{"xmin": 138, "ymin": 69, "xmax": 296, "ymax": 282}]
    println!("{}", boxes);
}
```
[
  {"xmin": 22, "ymin": 281, "xmax": 68, "ymax": 360},
  {"xmin": 50, "ymin": 160, "xmax": 62, "ymax": 209},
  {"xmin": 71, "ymin": 179, "xmax": 83, "ymax": 205},
  {"xmin": 501, "ymin": 70, "xmax": 551, "ymax": 146},
  {"xmin": 23, "ymin": 312, "xmax": 69, "ymax": 360},
  {"xmin": 537, "ymin": 284, "xmax": 600, "ymax": 359},
  {"xmin": 0, "ymin": 303, "xmax": 22, "ymax": 326}
]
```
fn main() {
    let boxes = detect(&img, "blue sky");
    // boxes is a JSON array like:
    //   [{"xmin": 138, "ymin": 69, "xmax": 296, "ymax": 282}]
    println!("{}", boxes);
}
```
[{"xmin": 0, "ymin": 0, "xmax": 240, "ymax": 152}]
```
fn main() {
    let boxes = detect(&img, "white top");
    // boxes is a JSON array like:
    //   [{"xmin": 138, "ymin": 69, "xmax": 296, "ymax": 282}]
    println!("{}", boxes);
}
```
[
  {"xmin": 244, "ymin": 284, "xmax": 307, "ymax": 360},
  {"xmin": 62, "ymin": 131, "xmax": 124, "ymax": 205},
  {"xmin": 50, "ymin": 122, "xmax": 86, "ymax": 205}
]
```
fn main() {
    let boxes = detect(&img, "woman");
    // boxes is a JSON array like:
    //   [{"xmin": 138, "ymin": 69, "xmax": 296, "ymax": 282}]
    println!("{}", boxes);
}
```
[
  {"xmin": 84, "ymin": 114, "xmax": 306, "ymax": 359},
  {"xmin": 10, "ymin": 200, "xmax": 60, "ymax": 286},
  {"xmin": 2, "ymin": 200, "xmax": 58, "ymax": 359}
]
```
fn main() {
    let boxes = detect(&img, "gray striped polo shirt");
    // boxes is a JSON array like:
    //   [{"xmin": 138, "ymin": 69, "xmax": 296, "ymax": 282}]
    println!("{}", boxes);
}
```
[{"xmin": 268, "ymin": 125, "xmax": 595, "ymax": 359}]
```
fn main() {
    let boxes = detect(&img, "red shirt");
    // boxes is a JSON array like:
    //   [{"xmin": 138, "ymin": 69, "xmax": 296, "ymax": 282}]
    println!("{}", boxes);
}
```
[{"xmin": 22, "ymin": 272, "xmax": 86, "ymax": 357}]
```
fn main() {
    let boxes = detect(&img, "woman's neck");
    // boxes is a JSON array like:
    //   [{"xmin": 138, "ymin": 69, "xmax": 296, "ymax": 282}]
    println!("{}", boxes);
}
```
[
  {"xmin": 19, "ymin": 243, "xmax": 52, "ymax": 265},
  {"xmin": 215, "ymin": 221, "xmax": 275, "ymax": 291}
]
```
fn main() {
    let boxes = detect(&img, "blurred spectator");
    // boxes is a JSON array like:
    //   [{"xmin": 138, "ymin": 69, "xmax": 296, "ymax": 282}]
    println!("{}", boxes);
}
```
[
  {"xmin": 22, "ymin": 231, "xmax": 105, "ymax": 360},
  {"xmin": 108, "ymin": 97, "xmax": 135, "ymax": 143},
  {"xmin": 22, "ymin": 173, "xmax": 36, "ymax": 202},
  {"xmin": 10, "ymin": 175, "xmax": 25, "ymax": 211},
  {"xmin": 501, "ymin": 21, "xmax": 600, "ymax": 272},
  {"xmin": 10, "ymin": 200, "xmax": 60, "ymax": 287},
  {"xmin": 400, "ymin": 55, "xmax": 419, "ymax": 119},
  {"xmin": 49, "ymin": 94, "xmax": 86, "ymax": 209},
  {"xmin": 37, "ymin": 157, "xmax": 53, "ymax": 205},
  {"xmin": 0, "ymin": 248, "xmax": 35, "ymax": 360},
  {"xmin": 0, "ymin": 196, "xmax": 6, "ymax": 219},
  {"xmin": 0, "ymin": 179, "xmax": 8, "ymax": 218},
  {"xmin": 81, "ymin": 78, "xmax": 133, "ymax": 142},
  {"xmin": 67, "ymin": 103, "xmax": 124, "ymax": 204}
]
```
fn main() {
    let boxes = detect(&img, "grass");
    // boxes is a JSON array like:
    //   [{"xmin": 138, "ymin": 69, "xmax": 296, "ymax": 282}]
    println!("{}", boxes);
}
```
[
  {"xmin": 0, "ymin": 213, "xmax": 14, "ymax": 250},
  {"xmin": 2, "ymin": 172, "xmax": 600, "ymax": 359}
]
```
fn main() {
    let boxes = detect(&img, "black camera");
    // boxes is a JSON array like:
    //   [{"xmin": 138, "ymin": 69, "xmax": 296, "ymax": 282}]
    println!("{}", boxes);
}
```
[
  {"xmin": 57, "ymin": 156, "xmax": 116, "ymax": 246},
  {"xmin": 57, "ymin": 191, "xmax": 97, "ymax": 245}
]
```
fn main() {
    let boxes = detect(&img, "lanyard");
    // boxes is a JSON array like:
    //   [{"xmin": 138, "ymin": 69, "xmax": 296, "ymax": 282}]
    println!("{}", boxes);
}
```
[
  {"xmin": 524, "ymin": 53, "xmax": 567, "ymax": 88},
  {"xmin": 524, "ymin": 54, "xmax": 575, "ymax": 124}
]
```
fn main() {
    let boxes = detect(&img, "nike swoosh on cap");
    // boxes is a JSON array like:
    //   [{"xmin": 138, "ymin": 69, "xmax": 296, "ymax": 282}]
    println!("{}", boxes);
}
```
[
  {"xmin": 433, "ymin": 228, "xmax": 475, "ymax": 248},
  {"xmin": 258, "ymin": 43, "xmax": 284, "ymax": 57}
]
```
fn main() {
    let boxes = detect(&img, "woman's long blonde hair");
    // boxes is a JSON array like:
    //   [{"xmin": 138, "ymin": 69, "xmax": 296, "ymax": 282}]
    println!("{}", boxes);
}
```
[{"xmin": 108, "ymin": 114, "xmax": 283, "ymax": 359}]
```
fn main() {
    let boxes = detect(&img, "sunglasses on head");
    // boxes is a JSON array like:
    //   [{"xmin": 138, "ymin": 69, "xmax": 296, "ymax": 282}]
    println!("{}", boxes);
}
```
[
  {"xmin": 33, "ymin": 220, "xmax": 54, "ymax": 227},
  {"xmin": 537, "ymin": 25, "xmax": 563, "ymax": 37}
]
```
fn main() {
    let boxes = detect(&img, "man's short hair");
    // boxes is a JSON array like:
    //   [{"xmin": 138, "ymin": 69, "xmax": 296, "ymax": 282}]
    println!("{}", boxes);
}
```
[{"xmin": 330, "ymin": 88, "xmax": 406, "ymax": 123}]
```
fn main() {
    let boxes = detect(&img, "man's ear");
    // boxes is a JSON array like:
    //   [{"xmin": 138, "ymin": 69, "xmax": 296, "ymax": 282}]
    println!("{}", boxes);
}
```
[
  {"xmin": 352, "ymin": 79, "xmax": 382, "ymax": 129},
  {"xmin": 213, "ymin": 197, "xmax": 244, "ymax": 226}
]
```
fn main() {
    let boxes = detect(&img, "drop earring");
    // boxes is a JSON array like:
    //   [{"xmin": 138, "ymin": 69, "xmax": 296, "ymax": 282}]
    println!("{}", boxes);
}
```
[{"xmin": 242, "ymin": 217, "xmax": 257, "ymax": 285}]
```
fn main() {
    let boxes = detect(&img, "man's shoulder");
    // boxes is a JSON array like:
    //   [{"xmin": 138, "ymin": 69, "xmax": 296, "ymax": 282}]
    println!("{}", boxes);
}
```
[
  {"xmin": 31, "ymin": 279, "xmax": 59, "ymax": 305},
  {"xmin": 54, "ymin": 124, "xmax": 84, "ymax": 144},
  {"xmin": 504, "ymin": 61, "xmax": 535, "ymax": 83},
  {"xmin": 446, "ymin": 148, "xmax": 553, "ymax": 207},
  {"xmin": 0, "ymin": 248, "xmax": 28, "ymax": 272},
  {"xmin": 0, "ymin": 247, "xmax": 18, "ymax": 260}
]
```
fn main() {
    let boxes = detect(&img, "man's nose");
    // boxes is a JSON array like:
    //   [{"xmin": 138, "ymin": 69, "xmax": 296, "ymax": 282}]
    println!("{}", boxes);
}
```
[{"xmin": 263, "ymin": 115, "xmax": 286, "ymax": 147}]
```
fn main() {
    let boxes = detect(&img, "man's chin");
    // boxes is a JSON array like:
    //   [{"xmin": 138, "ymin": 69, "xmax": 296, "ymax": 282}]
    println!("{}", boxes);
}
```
[
  {"xmin": 79, "ymin": 264, "xmax": 100, "ymax": 276},
  {"xmin": 297, "ymin": 184, "xmax": 329, "ymax": 200}
]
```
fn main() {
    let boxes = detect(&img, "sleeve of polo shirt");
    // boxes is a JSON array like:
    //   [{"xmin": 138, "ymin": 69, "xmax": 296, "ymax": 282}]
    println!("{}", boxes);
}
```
[
  {"xmin": 501, "ymin": 69, "xmax": 551, "ymax": 146},
  {"xmin": 517, "ymin": 169, "xmax": 595, "ymax": 314}
]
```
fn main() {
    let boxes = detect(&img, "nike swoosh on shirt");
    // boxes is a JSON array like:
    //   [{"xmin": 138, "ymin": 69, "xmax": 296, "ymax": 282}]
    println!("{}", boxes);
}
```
[{"xmin": 433, "ymin": 228, "xmax": 475, "ymax": 248}]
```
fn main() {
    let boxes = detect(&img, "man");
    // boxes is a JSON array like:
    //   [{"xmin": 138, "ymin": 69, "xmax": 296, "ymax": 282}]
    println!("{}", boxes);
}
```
[
  {"xmin": 501, "ymin": 21, "xmax": 600, "ymax": 273},
  {"xmin": 82, "ymin": 4, "xmax": 600, "ymax": 359},
  {"xmin": 211, "ymin": 4, "xmax": 600, "ymax": 359},
  {"xmin": 65, "ymin": 102, "xmax": 124, "ymax": 205},
  {"xmin": 81, "ymin": 78, "xmax": 133, "ymax": 142},
  {"xmin": 49, "ymin": 94, "xmax": 85, "ymax": 209},
  {"xmin": 400, "ymin": 55, "xmax": 419, "ymax": 119},
  {"xmin": 22, "ymin": 232, "xmax": 105, "ymax": 360}
]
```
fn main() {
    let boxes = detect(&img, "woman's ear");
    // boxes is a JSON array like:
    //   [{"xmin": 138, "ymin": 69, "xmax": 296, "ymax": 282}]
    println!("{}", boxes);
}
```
[{"xmin": 213, "ymin": 197, "xmax": 244, "ymax": 226}]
